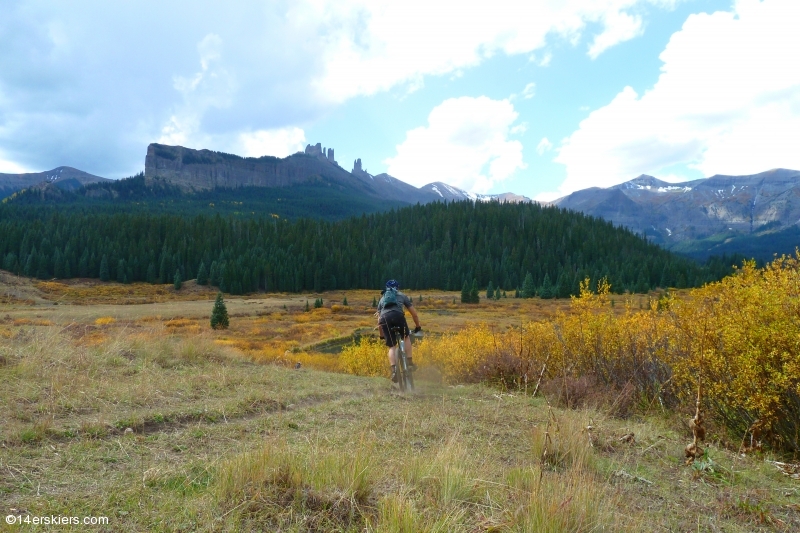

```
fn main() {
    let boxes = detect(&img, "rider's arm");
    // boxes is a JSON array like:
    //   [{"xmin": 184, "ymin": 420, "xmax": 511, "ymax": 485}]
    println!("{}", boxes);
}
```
[{"xmin": 407, "ymin": 305, "xmax": 421, "ymax": 329}]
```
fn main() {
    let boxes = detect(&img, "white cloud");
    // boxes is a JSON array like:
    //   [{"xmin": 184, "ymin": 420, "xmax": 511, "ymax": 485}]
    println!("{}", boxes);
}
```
[
  {"xmin": 384, "ymin": 97, "xmax": 525, "ymax": 193},
  {"xmin": 238, "ymin": 127, "xmax": 307, "ymax": 158},
  {"xmin": 0, "ymin": 157, "xmax": 30, "ymax": 174},
  {"xmin": 553, "ymin": 0, "xmax": 800, "ymax": 196},
  {"xmin": 297, "ymin": 0, "xmax": 677, "ymax": 103},
  {"xmin": 587, "ymin": 9, "xmax": 644, "ymax": 59},
  {"xmin": 522, "ymin": 82, "xmax": 536, "ymax": 99},
  {"xmin": 536, "ymin": 137, "xmax": 553, "ymax": 155},
  {"xmin": 0, "ymin": 0, "xmax": 675, "ymax": 175}
]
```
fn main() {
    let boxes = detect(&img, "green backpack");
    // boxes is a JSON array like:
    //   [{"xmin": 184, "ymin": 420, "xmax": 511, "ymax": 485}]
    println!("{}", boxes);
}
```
[{"xmin": 383, "ymin": 288, "xmax": 398, "ymax": 307}]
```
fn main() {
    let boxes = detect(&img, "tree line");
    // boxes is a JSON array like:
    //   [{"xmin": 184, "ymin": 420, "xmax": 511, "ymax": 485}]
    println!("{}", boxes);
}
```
[{"xmin": 0, "ymin": 200, "xmax": 738, "ymax": 295}]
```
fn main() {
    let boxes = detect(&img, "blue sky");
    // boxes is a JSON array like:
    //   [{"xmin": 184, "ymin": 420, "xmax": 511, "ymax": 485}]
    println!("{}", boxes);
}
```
[{"xmin": 1, "ymin": 0, "xmax": 798, "ymax": 200}]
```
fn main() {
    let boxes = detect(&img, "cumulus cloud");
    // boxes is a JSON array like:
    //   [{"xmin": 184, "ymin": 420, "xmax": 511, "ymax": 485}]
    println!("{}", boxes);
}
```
[
  {"xmin": 384, "ymin": 96, "xmax": 525, "ymax": 193},
  {"xmin": 238, "ymin": 127, "xmax": 307, "ymax": 158},
  {"xmin": 0, "ymin": 0, "xmax": 673, "ymax": 176},
  {"xmin": 522, "ymin": 83, "xmax": 536, "ymax": 99},
  {"xmin": 302, "ymin": 0, "xmax": 674, "ymax": 103},
  {"xmin": 587, "ymin": 9, "xmax": 644, "ymax": 59},
  {"xmin": 553, "ymin": 0, "xmax": 800, "ymax": 196},
  {"xmin": 536, "ymin": 137, "xmax": 553, "ymax": 155}
]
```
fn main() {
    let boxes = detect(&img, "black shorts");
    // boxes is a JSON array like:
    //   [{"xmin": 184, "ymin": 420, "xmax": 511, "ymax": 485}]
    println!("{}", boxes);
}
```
[{"xmin": 378, "ymin": 309, "xmax": 409, "ymax": 347}]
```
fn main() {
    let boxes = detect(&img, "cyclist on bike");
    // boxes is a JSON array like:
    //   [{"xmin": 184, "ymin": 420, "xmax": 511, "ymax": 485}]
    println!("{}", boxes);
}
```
[{"xmin": 376, "ymin": 279, "xmax": 421, "ymax": 383}]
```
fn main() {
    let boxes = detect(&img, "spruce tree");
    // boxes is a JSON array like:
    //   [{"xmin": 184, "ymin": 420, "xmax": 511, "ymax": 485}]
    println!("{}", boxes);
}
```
[
  {"xmin": 342, "ymin": 296, "xmax": 348, "ymax": 306},
  {"xmin": 539, "ymin": 273, "xmax": 553, "ymax": 299},
  {"xmin": 117, "ymin": 259, "xmax": 126, "ymax": 283},
  {"xmin": 486, "ymin": 281, "xmax": 494, "ymax": 300},
  {"xmin": 521, "ymin": 272, "xmax": 536, "ymax": 298},
  {"xmin": 196, "ymin": 261, "xmax": 208, "ymax": 285},
  {"xmin": 23, "ymin": 254, "xmax": 33, "ymax": 277},
  {"xmin": 174, "ymin": 269, "xmax": 182, "ymax": 290},
  {"xmin": 99, "ymin": 255, "xmax": 110, "ymax": 282},
  {"xmin": 305, "ymin": 300, "xmax": 310, "ymax": 312},
  {"xmin": 469, "ymin": 278, "xmax": 479, "ymax": 303},
  {"xmin": 371, "ymin": 296, "xmax": 377, "ymax": 307},
  {"xmin": 461, "ymin": 280, "xmax": 470, "ymax": 303},
  {"xmin": 146, "ymin": 263, "xmax": 156, "ymax": 284},
  {"xmin": 210, "ymin": 292, "xmax": 229, "ymax": 329}
]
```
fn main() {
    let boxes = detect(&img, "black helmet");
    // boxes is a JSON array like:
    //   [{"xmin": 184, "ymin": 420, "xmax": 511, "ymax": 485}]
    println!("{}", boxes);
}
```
[{"xmin": 385, "ymin": 279, "xmax": 399, "ymax": 290}]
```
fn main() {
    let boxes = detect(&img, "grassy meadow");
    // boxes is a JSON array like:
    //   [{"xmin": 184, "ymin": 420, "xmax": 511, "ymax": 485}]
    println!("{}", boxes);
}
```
[{"xmin": 1, "ymin": 268, "xmax": 799, "ymax": 532}]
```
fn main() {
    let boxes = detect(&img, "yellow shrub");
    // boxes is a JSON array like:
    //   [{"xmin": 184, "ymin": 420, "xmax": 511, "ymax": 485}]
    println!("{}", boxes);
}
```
[
  {"xmin": 340, "ymin": 337, "xmax": 388, "ymax": 377},
  {"xmin": 94, "ymin": 316, "xmax": 116, "ymax": 326}
]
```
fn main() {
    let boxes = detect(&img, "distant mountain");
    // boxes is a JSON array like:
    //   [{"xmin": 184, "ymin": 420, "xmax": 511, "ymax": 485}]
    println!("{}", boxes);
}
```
[
  {"xmin": 0, "ymin": 166, "xmax": 109, "ymax": 199},
  {"xmin": 4, "ymin": 143, "xmax": 530, "ymax": 221},
  {"xmin": 554, "ymin": 168, "xmax": 800, "ymax": 260},
  {"xmin": 146, "ymin": 143, "xmax": 529, "ymax": 206},
  {"xmin": 420, "ymin": 181, "xmax": 530, "ymax": 203}
]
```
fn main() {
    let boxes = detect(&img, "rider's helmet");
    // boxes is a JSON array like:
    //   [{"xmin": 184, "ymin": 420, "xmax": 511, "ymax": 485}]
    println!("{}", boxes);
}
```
[{"xmin": 385, "ymin": 279, "xmax": 399, "ymax": 290}]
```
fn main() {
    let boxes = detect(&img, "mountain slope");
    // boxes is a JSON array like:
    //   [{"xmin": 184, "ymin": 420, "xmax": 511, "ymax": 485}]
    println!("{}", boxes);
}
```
[
  {"xmin": 554, "ymin": 168, "xmax": 800, "ymax": 259},
  {"xmin": 0, "ymin": 166, "xmax": 109, "ymax": 199}
]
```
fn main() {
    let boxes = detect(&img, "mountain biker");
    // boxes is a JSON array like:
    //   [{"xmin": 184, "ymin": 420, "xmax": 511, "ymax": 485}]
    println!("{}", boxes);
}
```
[{"xmin": 376, "ymin": 279, "xmax": 421, "ymax": 383}]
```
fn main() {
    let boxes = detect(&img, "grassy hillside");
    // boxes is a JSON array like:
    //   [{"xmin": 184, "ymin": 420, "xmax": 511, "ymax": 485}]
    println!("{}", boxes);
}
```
[
  {"xmin": 1, "ymin": 270, "xmax": 799, "ymax": 531},
  {"xmin": 2, "ymin": 325, "xmax": 797, "ymax": 532}
]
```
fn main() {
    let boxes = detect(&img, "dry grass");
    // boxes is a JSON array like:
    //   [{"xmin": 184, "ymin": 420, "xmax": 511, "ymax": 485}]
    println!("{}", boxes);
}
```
[{"xmin": 0, "ymin": 274, "xmax": 798, "ymax": 531}]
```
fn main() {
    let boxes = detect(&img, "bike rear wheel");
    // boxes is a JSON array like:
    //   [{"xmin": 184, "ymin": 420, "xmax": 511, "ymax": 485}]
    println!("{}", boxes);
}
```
[{"xmin": 394, "ymin": 329, "xmax": 414, "ymax": 392}]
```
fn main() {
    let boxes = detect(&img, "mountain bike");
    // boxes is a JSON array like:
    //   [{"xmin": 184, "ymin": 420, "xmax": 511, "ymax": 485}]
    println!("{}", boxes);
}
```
[{"xmin": 390, "ymin": 326, "xmax": 420, "ymax": 392}]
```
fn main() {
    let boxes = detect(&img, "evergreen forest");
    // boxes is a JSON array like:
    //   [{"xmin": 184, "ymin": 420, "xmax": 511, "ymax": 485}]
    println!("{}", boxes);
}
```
[
  {"xmin": 4, "ymin": 174, "xmax": 404, "ymax": 221},
  {"xmin": 0, "ymin": 200, "xmax": 739, "ymax": 296}
]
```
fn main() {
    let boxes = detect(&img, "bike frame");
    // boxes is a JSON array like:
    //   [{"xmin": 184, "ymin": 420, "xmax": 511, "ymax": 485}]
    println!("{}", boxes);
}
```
[{"xmin": 391, "ymin": 326, "xmax": 414, "ymax": 392}]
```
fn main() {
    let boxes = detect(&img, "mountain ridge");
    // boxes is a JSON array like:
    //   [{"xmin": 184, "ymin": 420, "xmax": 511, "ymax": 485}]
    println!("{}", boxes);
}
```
[
  {"xmin": 554, "ymin": 168, "xmax": 800, "ymax": 259},
  {"xmin": 145, "ymin": 143, "xmax": 530, "ymax": 206},
  {"xmin": 0, "ymin": 166, "xmax": 109, "ymax": 199}
]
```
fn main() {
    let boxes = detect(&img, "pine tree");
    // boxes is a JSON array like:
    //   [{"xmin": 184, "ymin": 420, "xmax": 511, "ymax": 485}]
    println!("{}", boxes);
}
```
[
  {"xmin": 305, "ymin": 300, "xmax": 310, "ymax": 312},
  {"xmin": 209, "ymin": 261, "xmax": 219, "ymax": 286},
  {"xmin": 461, "ymin": 280, "xmax": 470, "ymax": 303},
  {"xmin": 539, "ymin": 273, "xmax": 553, "ymax": 299},
  {"xmin": 146, "ymin": 263, "xmax": 156, "ymax": 284},
  {"xmin": 117, "ymin": 259, "xmax": 126, "ymax": 283},
  {"xmin": 99, "ymin": 255, "xmax": 110, "ymax": 282},
  {"xmin": 521, "ymin": 272, "xmax": 536, "ymax": 298},
  {"xmin": 196, "ymin": 261, "xmax": 208, "ymax": 285},
  {"xmin": 210, "ymin": 292, "xmax": 229, "ymax": 329},
  {"xmin": 495, "ymin": 287, "xmax": 501, "ymax": 300},
  {"xmin": 342, "ymin": 296, "xmax": 348, "ymax": 306},
  {"xmin": 469, "ymin": 278, "xmax": 479, "ymax": 303},
  {"xmin": 23, "ymin": 254, "xmax": 33, "ymax": 277},
  {"xmin": 371, "ymin": 296, "xmax": 377, "ymax": 307},
  {"xmin": 486, "ymin": 281, "xmax": 494, "ymax": 300},
  {"xmin": 174, "ymin": 269, "xmax": 182, "ymax": 290}
]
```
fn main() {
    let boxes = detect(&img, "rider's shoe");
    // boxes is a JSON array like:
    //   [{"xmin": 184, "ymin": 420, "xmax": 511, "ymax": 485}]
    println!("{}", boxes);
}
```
[
  {"xmin": 407, "ymin": 359, "xmax": 417, "ymax": 372},
  {"xmin": 391, "ymin": 367, "xmax": 398, "ymax": 383}
]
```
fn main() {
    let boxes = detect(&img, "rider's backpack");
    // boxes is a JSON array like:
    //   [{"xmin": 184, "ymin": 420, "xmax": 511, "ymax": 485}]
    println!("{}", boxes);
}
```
[{"xmin": 383, "ymin": 288, "xmax": 399, "ymax": 307}]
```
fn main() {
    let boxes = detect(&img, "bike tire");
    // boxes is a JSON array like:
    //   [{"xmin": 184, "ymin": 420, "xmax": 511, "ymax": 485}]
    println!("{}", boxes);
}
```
[{"xmin": 403, "ymin": 368, "xmax": 414, "ymax": 392}]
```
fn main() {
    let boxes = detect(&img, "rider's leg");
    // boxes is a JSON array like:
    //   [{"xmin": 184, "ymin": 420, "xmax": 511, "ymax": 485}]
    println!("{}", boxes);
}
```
[{"xmin": 388, "ymin": 345, "xmax": 398, "ymax": 366}]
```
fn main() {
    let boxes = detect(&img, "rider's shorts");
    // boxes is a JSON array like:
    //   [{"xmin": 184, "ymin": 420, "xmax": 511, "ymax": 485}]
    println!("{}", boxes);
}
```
[{"xmin": 378, "ymin": 308, "xmax": 409, "ymax": 347}]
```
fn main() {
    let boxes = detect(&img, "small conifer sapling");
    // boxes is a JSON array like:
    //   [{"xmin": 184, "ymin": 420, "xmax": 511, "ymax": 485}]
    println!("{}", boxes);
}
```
[{"xmin": 210, "ymin": 292, "xmax": 229, "ymax": 329}]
